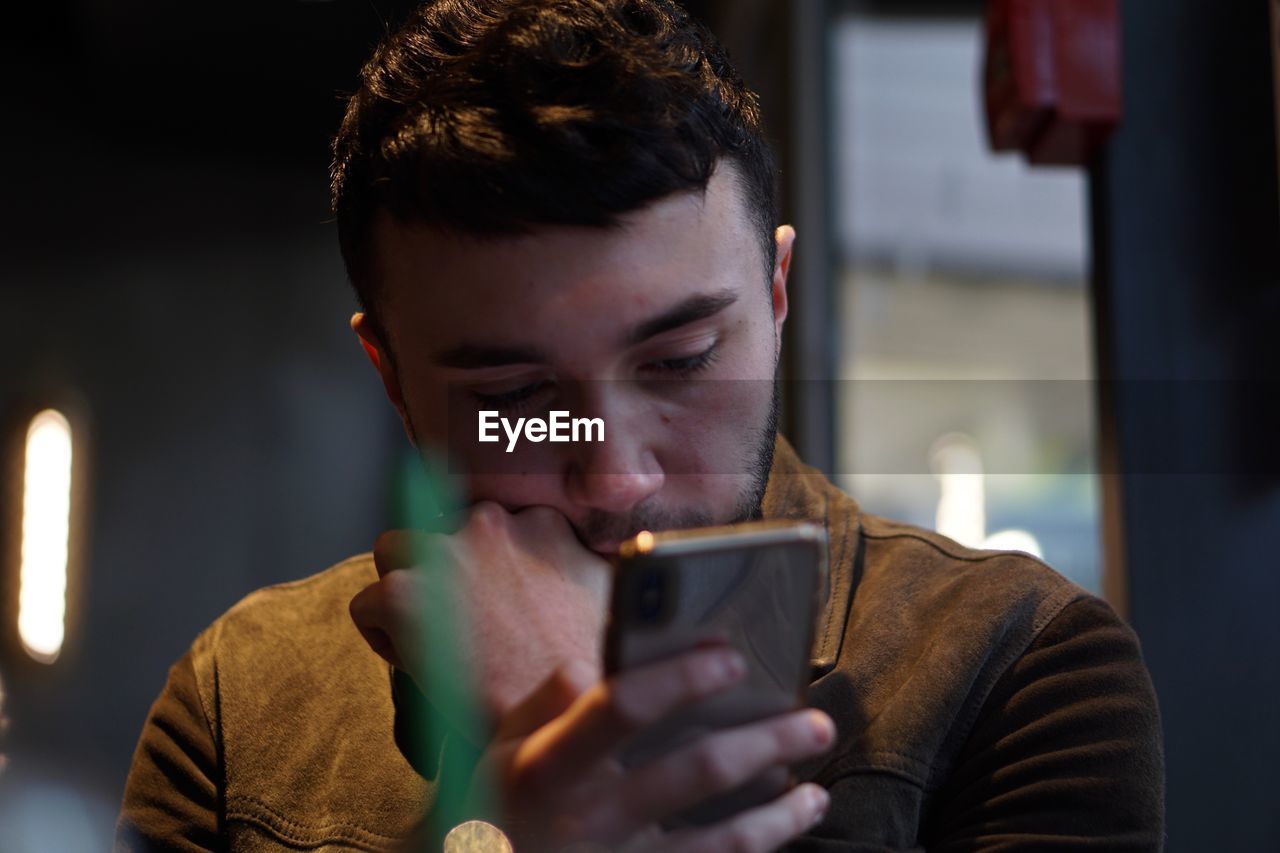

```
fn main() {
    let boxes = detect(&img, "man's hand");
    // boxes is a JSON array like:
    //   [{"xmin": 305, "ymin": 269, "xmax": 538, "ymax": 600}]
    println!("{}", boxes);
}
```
[
  {"xmin": 469, "ymin": 651, "xmax": 835, "ymax": 852},
  {"xmin": 351, "ymin": 502, "xmax": 834, "ymax": 851},
  {"xmin": 349, "ymin": 502, "xmax": 611, "ymax": 722}
]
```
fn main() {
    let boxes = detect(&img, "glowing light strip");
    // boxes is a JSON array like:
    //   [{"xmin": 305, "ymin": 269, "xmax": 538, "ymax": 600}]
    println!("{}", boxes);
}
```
[
  {"xmin": 18, "ymin": 410, "xmax": 73, "ymax": 664},
  {"xmin": 932, "ymin": 435, "xmax": 986, "ymax": 549}
]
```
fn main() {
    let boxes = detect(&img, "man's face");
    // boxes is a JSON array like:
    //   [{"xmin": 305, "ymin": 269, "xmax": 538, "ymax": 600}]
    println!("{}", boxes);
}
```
[{"xmin": 356, "ymin": 165, "xmax": 794, "ymax": 555}]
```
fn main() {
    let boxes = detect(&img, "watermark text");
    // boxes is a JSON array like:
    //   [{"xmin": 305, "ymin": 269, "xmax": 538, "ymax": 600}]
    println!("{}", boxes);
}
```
[{"xmin": 479, "ymin": 410, "xmax": 605, "ymax": 453}]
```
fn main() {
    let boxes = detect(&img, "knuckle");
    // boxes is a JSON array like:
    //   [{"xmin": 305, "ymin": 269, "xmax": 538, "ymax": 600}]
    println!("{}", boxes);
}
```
[
  {"xmin": 468, "ymin": 501, "xmax": 509, "ymax": 529},
  {"xmin": 380, "ymin": 569, "xmax": 414, "ymax": 600},
  {"xmin": 691, "ymin": 745, "xmax": 738, "ymax": 790},
  {"xmin": 375, "ymin": 529, "xmax": 434, "ymax": 576},
  {"xmin": 372, "ymin": 530, "xmax": 407, "ymax": 569}
]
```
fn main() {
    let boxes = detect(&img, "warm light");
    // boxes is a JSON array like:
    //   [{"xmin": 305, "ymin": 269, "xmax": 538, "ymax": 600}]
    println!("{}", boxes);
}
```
[{"xmin": 18, "ymin": 409, "xmax": 73, "ymax": 664}]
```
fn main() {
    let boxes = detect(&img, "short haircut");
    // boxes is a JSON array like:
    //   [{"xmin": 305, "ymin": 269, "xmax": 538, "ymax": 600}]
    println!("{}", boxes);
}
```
[{"xmin": 330, "ymin": 0, "xmax": 779, "ymax": 330}]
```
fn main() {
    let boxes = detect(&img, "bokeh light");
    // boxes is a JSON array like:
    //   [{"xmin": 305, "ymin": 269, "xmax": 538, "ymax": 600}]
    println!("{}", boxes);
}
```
[{"xmin": 18, "ymin": 409, "xmax": 73, "ymax": 664}]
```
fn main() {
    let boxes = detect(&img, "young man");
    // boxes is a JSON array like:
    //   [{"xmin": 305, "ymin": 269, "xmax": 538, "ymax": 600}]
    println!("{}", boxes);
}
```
[{"xmin": 116, "ymin": 1, "xmax": 1165, "ymax": 850}]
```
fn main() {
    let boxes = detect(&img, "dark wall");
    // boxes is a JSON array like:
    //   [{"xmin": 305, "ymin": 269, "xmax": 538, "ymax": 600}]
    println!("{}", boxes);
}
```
[
  {"xmin": 0, "ymin": 3, "xmax": 414, "ymax": 846},
  {"xmin": 1091, "ymin": 1, "xmax": 1280, "ymax": 850}
]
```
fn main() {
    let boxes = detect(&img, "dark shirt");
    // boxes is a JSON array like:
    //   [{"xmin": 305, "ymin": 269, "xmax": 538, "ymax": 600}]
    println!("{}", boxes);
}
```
[{"xmin": 115, "ymin": 437, "xmax": 1165, "ymax": 851}]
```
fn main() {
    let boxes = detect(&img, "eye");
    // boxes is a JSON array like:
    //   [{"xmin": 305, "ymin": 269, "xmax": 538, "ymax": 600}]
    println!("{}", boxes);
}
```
[
  {"xmin": 471, "ymin": 381, "xmax": 551, "ymax": 413},
  {"xmin": 645, "ymin": 343, "xmax": 720, "ymax": 377}
]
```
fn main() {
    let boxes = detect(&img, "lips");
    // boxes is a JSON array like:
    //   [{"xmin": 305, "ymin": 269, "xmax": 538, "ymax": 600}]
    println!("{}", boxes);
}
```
[
  {"xmin": 572, "ymin": 522, "xmax": 644, "ymax": 557},
  {"xmin": 585, "ymin": 540, "xmax": 624, "ymax": 557}
]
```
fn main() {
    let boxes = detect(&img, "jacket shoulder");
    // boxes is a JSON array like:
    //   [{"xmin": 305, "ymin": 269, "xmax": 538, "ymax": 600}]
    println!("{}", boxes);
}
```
[
  {"xmin": 183, "ymin": 553, "xmax": 381, "ymax": 714},
  {"xmin": 185, "ymin": 554, "xmax": 425, "ymax": 850},
  {"xmin": 216, "ymin": 553, "xmax": 377, "ymax": 634},
  {"xmin": 857, "ymin": 511, "xmax": 1083, "ymax": 619},
  {"xmin": 810, "ymin": 512, "xmax": 1096, "ymax": 791}
]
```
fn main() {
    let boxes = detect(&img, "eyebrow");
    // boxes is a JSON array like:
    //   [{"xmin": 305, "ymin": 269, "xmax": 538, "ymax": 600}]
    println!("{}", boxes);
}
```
[
  {"xmin": 434, "ymin": 289, "xmax": 739, "ymax": 370},
  {"xmin": 625, "ymin": 289, "xmax": 739, "ymax": 347}
]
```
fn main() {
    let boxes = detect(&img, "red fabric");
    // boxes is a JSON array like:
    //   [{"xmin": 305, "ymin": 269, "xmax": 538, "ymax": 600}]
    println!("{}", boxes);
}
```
[{"xmin": 984, "ymin": 0, "xmax": 1122, "ymax": 165}]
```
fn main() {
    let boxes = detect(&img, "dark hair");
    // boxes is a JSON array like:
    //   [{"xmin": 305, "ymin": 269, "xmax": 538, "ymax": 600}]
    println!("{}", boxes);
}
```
[{"xmin": 330, "ymin": 0, "xmax": 778, "ymax": 329}]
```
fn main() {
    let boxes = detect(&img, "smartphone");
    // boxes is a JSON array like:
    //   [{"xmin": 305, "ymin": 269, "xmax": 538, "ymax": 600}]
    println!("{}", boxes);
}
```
[{"xmin": 603, "ymin": 520, "xmax": 828, "ymax": 827}]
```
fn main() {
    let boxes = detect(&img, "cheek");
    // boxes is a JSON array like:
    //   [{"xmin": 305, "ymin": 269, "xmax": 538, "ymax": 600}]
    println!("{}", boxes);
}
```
[{"xmin": 653, "ymin": 380, "xmax": 773, "ymax": 480}]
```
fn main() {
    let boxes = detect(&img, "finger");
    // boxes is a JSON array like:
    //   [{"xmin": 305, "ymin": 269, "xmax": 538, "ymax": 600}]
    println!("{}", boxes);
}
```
[
  {"xmin": 372, "ymin": 530, "xmax": 429, "ymax": 578},
  {"xmin": 585, "ymin": 710, "xmax": 836, "ymax": 841},
  {"xmin": 510, "ymin": 506, "xmax": 613, "ymax": 573},
  {"xmin": 495, "ymin": 658, "xmax": 598, "ymax": 741},
  {"xmin": 660, "ymin": 782, "xmax": 830, "ymax": 853},
  {"xmin": 514, "ymin": 645, "xmax": 745, "ymax": 789},
  {"xmin": 371, "ymin": 514, "xmax": 469, "ymax": 579},
  {"xmin": 348, "ymin": 582, "xmax": 405, "ymax": 669},
  {"xmin": 375, "ymin": 501, "xmax": 521, "ymax": 580},
  {"xmin": 509, "ymin": 504, "xmax": 578, "ymax": 544}
]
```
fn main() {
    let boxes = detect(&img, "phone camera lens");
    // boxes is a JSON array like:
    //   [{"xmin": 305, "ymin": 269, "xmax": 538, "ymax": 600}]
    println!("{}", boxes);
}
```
[{"xmin": 637, "ymin": 569, "xmax": 666, "ymax": 623}]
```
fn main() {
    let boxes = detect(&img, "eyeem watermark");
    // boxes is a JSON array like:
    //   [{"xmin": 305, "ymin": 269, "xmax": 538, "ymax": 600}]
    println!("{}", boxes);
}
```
[{"xmin": 479, "ymin": 411, "xmax": 605, "ymax": 453}]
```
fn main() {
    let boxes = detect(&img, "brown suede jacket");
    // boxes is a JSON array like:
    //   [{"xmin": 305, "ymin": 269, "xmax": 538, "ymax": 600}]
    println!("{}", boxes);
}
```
[{"xmin": 115, "ymin": 438, "xmax": 1165, "ymax": 851}]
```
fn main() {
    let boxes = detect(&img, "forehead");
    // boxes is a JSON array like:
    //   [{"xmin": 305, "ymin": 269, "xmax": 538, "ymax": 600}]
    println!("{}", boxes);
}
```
[{"xmin": 370, "ymin": 166, "xmax": 764, "ymax": 358}]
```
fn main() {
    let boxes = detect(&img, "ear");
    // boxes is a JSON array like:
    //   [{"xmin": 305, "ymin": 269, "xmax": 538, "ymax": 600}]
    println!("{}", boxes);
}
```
[
  {"xmin": 351, "ymin": 312, "xmax": 417, "ymax": 446},
  {"xmin": 770, "ymin": 225, "xmax": 795, "ymax": 356}
]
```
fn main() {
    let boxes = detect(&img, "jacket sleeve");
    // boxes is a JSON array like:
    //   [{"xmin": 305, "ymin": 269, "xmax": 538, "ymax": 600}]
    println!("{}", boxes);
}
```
[
  {"xmin": 787, "ymin": 596, "xmax": 1165, "ymax": 852},
  {"xmin": 114, "ymin": 646, "xmax": 223, "ymax": 852},
  {"xmin": 922, "ymin": 595, "xmax": 1166, "ymax": 851}
]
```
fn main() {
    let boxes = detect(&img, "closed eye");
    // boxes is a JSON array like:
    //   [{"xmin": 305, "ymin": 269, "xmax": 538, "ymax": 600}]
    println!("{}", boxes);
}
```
[
  {"xmin": 471, "ymin": 380, "xmax": 551, "ymax": 413},
  {"xmin": 644, "ymin": 343, "xmax": 720, "ymax": 377}
]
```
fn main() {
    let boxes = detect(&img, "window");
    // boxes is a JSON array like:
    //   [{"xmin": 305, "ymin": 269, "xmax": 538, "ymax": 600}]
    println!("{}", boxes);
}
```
[{"xmin": 830, "ymin": 10, "xmax": 1101, "ymax": 591}]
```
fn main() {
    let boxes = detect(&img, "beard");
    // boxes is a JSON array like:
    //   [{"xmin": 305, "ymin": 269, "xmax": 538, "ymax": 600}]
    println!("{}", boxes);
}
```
[{"xmin": 570, "ymin": 378, "xmax": 780, "ymax": 549}]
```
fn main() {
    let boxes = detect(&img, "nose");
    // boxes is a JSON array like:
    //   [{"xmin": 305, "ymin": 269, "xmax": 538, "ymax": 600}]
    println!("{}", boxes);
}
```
[
  {"xmin": 566, "ymin": 464, "xmax": 665, "ymax": 515},
  {"xmin": 563, "ymin": 387, "xmax": 665, "ymax": 515}
]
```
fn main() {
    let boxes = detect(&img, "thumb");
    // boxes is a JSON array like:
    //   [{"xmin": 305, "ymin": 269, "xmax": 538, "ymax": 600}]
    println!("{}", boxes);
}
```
[{"xmin": 495, "ymin": 659, "xmax": 597, "ymax": 741}]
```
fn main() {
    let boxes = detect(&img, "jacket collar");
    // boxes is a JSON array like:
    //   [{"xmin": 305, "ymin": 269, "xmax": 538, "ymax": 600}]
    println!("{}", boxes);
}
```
[{"xmin": 762, "ymin": 435, "xmax": 863, "ymax": 677}]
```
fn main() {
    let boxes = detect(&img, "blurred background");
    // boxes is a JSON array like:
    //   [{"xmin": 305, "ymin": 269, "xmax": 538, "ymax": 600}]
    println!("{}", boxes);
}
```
[{"xmin": 1, "ymin": 1, "xmax": 1277, "ymax": 851}]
